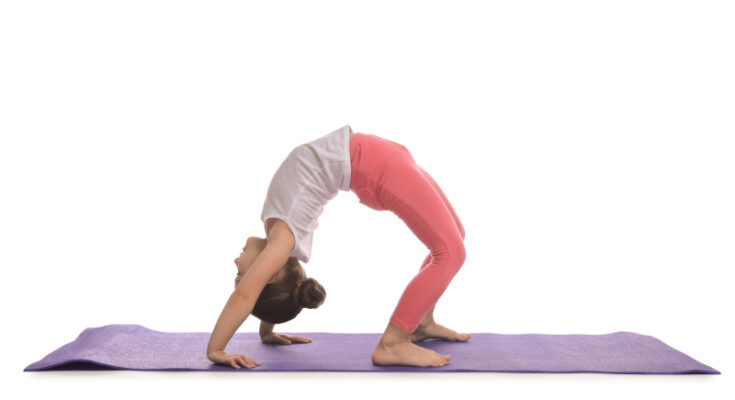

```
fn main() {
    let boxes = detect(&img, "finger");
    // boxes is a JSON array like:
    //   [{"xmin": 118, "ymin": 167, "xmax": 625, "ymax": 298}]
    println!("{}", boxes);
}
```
[
  {"xmin": 230, "ymin": 359, "xmax": 241, "ymax": 369},
  {"xmin": 237, "ymin": 357, "xmax": 252, "ymax": 369},
  {"xmin": 244, "ymin": 355, "xmax": 261, "ymax": 366},
  {"xmin": 242, "ymin": 355, "xmax": 260, "ymax": 368},
  {"xmin": 287, "ymin": 335, "xmax": 311, "ymax": 343},
  {"xmin": 237, "ymin": 355, "xmax": 254, "ymax": 368}
]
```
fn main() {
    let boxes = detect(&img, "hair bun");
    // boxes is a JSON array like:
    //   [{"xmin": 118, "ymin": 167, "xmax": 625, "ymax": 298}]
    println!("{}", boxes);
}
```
[{"xmin": 294, "ymin": 278, "xmax": 326, "ymax": 309}]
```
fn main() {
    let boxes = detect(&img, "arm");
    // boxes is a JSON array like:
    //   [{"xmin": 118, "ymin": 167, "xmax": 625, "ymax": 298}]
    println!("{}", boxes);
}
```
[{"xmin": 207, "ymin": 234, "xmax": 293, "ymax": 364}]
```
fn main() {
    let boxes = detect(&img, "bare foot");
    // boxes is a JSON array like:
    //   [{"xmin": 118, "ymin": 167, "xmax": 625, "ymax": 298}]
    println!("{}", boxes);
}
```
[
  {"xmin": 410, "ymin": 322, "xmax": 471, "ymax": 343},
  {"xmin": 372, "ymin": 340, "xmax": 451, "ymax": 367}
]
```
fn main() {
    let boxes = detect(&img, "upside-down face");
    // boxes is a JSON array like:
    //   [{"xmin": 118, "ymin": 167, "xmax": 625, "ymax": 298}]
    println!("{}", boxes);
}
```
[{"xmin": 234, "ymin": 238, "xmax": 283, "ymax": 289}]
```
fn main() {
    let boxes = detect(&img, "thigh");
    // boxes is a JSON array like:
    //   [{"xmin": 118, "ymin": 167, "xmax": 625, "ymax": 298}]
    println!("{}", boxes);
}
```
[
  {"xmin": 384, "ymin": 163, "xmax": 464, "ymax": 251},
  {"xmin": 416, "ymin": 165, "xmax": 466, "ymax": 240}
]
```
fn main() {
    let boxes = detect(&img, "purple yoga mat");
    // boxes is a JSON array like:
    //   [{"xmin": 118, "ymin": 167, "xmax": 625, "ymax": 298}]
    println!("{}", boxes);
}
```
[{"xmin": 24, "ymin": 324, "xmax": 719, "ymax": 373}]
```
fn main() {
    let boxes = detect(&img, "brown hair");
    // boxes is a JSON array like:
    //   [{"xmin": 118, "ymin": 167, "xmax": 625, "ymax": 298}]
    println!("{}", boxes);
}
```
[{"xmin": 251, "ymin": 257, "xmax": 326, "ymax": 324}]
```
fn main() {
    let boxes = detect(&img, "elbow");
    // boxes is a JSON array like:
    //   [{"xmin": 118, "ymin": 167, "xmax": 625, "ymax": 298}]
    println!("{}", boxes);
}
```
[
  {"xmin": 232, "ymin": 288, "xmax": 251, "ymax": 303},
  {"xmin": 228, "ymin": 289, "xmax": 258, "ymax": 319},
  {"xmin": 232, "ymin": 278, "xmax": 265, "ymax": 307}
]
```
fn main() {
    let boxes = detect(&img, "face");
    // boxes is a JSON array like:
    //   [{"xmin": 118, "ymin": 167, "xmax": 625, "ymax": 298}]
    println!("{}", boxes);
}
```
[{"xmin": 234, "ymin": 244, "xmax": 283, "ymax": 288}]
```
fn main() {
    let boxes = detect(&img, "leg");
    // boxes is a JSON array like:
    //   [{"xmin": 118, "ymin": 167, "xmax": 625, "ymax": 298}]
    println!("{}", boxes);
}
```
[
  {"xmin": 413, "ymin": 254, "xmax": 435, "ymax": 326},
  {"xmin": 385, "ymin": 168, "xmax": 468, "ymax": 340},
  {"xmin": 410, "ymin": 168, "xmax": 470, "ymax": 342},
  {"xmin": 372, "ymin": 162, "xmax": 467, "ymax": 367},
  {"xmin": 410, "ymin": 257, "xmax": 471, "ymax": 343},
  {"xmin": 417, "ymin": 165, "xmax": 466, "ymax": 240},
  {"xmin": 409, "ymin": 257, "xmax": 450, "ymax": 329},
  {"xmin": 387, "ymin": 172, "xmax": 466, "ymax": 334}
]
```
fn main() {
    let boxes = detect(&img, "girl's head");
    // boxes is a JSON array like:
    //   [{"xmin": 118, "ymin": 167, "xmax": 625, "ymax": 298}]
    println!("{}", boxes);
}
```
[{"xmin": 250, "ymin": 257, "xmax": 326, "ymax": 324}]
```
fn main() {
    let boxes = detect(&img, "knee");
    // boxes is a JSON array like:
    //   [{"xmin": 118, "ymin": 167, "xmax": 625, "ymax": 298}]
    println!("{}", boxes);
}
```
[
  {"xmin": 446, "ymin": 243, "xmax": 465, "ymax": 277},
  {"xmin": 432, "ymin": 241, "xmax": 466, "ymax": 273},
  {"xmin": 452, "ymin": 242, "xmax": 466, "ymax": 268}
]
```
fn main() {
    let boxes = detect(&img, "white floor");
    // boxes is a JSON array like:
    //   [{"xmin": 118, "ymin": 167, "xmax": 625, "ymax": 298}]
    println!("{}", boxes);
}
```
[{"xmin": 16, "ymin": 370, "xmax": 729, "ymax": 400}]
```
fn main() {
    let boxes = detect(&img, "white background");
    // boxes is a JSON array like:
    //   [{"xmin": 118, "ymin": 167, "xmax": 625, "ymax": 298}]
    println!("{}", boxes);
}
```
[{"xmin": 1, "ymin": 0, "xmax": 733, "ymax": 398}]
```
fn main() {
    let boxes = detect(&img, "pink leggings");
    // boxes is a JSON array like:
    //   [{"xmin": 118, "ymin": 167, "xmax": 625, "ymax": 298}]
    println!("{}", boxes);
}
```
[{"xmin": 349, "ymin": 133, "xmax": 466, "ymax": 333}]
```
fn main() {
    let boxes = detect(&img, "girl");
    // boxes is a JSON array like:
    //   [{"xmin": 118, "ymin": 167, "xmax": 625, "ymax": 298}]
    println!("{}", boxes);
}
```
[{"xmin": 207, "ymin": 125, "xmax": 470, "ymax": 369}]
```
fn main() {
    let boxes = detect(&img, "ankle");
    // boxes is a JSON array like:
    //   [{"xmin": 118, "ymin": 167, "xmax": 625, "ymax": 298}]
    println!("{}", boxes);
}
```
[
  {"xmin": 418, "ymin": 319, "xmax": 435, "ymax": 329},
  {"xmin": 379, "ymin": 322, "xmax": 412, "ymax": 347}
]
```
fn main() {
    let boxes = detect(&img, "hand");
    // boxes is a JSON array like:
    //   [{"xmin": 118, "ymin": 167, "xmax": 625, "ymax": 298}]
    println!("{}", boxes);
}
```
[
  {"xmin": 261, "ymin": 332, "xmax": 312, "ymax": 345},
  {"xmin": 208, "ymin": 350, "xmax": 261, "ymax": 369}
]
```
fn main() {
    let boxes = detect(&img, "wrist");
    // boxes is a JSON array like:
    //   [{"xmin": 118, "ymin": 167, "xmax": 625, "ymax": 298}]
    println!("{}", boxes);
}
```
[
  {"xmin": 259, "ymin": 321, "xmax": 276, "ymax": 338},
  {"xmin": 207, "ymin": 349, "xmax": 224, "ymax": 359}
]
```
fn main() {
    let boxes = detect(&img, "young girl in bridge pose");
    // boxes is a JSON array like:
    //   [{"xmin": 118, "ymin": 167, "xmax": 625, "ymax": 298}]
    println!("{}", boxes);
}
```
[{"xmin": 207, "ymin": 124, "xmax": 469, "ymax": 368}]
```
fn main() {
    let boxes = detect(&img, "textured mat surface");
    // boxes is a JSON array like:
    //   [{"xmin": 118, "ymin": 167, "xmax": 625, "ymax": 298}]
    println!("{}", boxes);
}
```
[{"xmin": 24, "ymin": 324, "xmax": 719, "ymax": 373}]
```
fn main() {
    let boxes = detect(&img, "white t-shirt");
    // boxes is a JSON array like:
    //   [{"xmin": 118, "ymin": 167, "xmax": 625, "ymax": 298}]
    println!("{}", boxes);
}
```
[{"xmin": 260, "ymin": 125, "xmax": 352, "ymax": 263}]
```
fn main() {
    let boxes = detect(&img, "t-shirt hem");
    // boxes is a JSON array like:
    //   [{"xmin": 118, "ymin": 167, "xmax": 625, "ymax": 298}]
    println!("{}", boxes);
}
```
[{"xmin": 341, "ymin": 124, "xmax": 352, "ymax": 192}]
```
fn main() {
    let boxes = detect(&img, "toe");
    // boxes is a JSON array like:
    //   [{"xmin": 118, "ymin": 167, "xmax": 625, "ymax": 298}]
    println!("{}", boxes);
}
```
[{"xmin": 432, "ymin": 355, "xmax": 448, "ymax": 367}]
